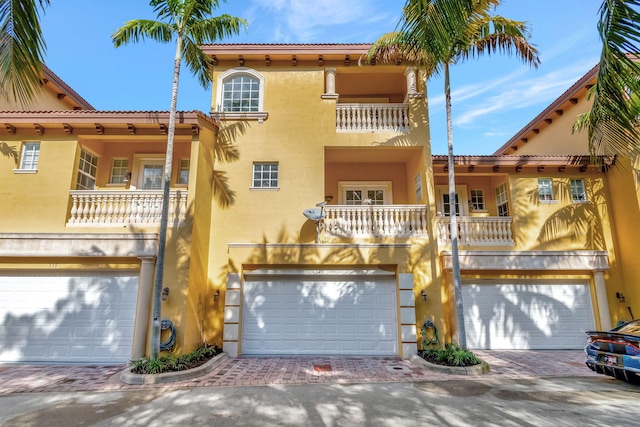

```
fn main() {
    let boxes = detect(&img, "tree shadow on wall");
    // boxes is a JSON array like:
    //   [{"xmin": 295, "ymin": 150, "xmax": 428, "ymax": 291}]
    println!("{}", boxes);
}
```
[
  {"xmin": 1, "ymin": 142, "xmax": 18, "ymax": 164},
  {"xmin": 530, "ymin": 177, "xmax": 607, "ymax": 250},
  {"xmin": 211, "ymin": 121, "xmax": 247, "ymax": 208}
]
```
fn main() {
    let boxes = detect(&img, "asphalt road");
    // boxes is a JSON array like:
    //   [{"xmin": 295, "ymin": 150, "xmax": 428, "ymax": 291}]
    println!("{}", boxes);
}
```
[{"xmin": 1, "ymin": 376, "xmax": 638, "ymax": 426}]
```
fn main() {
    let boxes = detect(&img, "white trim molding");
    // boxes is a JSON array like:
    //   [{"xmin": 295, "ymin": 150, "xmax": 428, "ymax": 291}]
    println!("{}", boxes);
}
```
[
  {"xmin": 0, "ymin": 233, "xmax": 158, "ymax": 258},
  {"xmin": 441, "ymin": 250, "xmax": 609, "ymax": 271}
]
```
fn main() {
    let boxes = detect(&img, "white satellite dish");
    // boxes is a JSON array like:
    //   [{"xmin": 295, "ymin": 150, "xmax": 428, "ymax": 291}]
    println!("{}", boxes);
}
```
[{"xmin": 303, "ymin": 208, "xmax": 326, "ymax": 221}]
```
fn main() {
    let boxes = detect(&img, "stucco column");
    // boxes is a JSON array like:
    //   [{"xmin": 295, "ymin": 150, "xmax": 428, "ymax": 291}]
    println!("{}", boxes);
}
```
[
  {"xmin": 405, "ymin": 67, "xmax": 417, "ymax": 97},
  {"xmin": 132, "ymin": 257, "xmax": 156, "ymax": 359},
  {"xmin": 594, "ymin": 270, "xmax": 611, "ymax": 330},
  {"xmin": 322, "ymin": 68, "xmax": 339, "ymax": 99}
]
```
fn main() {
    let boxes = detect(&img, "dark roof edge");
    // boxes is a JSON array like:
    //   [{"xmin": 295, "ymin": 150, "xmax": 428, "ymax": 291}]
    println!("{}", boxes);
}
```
[{"xmin": 43, "ymin": 65, "xmax": 95, "ymax": 110}]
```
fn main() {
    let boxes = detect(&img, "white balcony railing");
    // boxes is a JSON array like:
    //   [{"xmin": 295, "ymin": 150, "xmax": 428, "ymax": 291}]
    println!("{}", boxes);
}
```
[
  {"xmin": 67, "ymin": 190, "xmax": 187, "ymax": 227},
  {"xmin": 436, "ymin": 216, "xmax": 514, "ymax": 246},
  {"xmin": 322, "ymin": 205, "xmax": 428, "ymax": 238},
  {"xmin": 336, "ymin": 103, "xmax": 409, "ymax": 132}
]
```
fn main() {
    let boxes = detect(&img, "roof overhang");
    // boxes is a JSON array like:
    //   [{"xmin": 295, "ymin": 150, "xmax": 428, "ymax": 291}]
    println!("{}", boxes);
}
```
[
  {"xmin": 1, "ymin": 110, "xmax": 218, "ymax": 137},
  {"xmin": 201, "ymin": 43, "xmax": 408, "ymax": 68}
]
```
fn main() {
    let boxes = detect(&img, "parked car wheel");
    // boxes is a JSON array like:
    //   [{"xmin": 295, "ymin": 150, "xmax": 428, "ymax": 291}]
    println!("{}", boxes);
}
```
[{"xmin": 585, "ymin": 319, "xmax": 640, "ymax": 384}]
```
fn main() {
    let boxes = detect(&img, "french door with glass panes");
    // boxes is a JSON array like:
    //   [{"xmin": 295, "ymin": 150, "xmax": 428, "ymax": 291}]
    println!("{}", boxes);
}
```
[
  {"xmin": 339, "ymin": 182, "xmax": 392, "ymax": 205},
  {"xmin": 131, "ymin": 155, "xmax": 165, "ymax": 190},
  {"xmin": 436, "ymin": 185, "xmax": 469, "ymax": 216}
]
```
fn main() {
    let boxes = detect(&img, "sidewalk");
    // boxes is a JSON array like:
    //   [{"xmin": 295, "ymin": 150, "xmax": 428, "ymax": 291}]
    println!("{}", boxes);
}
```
[{"xmin": 0, "ymin": 350, "xmax": 596, "ymax": 395}]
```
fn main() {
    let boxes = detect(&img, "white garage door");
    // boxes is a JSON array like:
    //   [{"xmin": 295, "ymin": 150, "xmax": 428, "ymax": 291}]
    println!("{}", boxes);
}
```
[
  {"xmin": 462, "ymin": 282, "xmax": 595, "ymax": 350},
  {"xmin": 242, "ymin": 273, "xmax": 398, "ymax": 355},
  {"xmin": 0, "ymin": 272, "xmax": 138, "ymax": 363}
]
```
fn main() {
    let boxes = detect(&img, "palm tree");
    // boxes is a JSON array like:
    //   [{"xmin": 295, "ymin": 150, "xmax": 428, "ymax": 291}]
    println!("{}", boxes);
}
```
[
  {"xmin": 0, "ymin": 0, "xmax": 50, "ymax": 105},
  {"xmin": 574, "ymin": 0, "xmax": 640, "ymax": 159},
  {"xmin": 368, "ymin": 0, "xmax": 539, "ymax": 349},
  {"xmin": 113, "ymin": 0, "xmax": 246, "ymax": 359}
]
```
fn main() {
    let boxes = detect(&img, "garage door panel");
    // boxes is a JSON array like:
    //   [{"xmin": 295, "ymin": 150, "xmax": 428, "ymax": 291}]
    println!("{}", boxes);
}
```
[
  {"xmin": 0, "ymin": 273, "xmax": 138, "ymax": 363},
  {"xmin": 462, "ymin": 282, "xmax": 594, "ymax": 350},
  {"xmin": 243, "ymin": 276, "xmax": 398, "ymax": 355}
]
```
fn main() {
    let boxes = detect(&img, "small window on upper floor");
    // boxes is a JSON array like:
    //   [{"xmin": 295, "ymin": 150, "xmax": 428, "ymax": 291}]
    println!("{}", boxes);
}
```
[
  {"xmin": 110, "ymin": 158, "xmax": 129, "ymax": 184},
  {"xmin": 538, "ymin": 178, "xmax": 554, "ymax": 202},
  {"xmin": 495, "ymin": 183, "xmax": 510, "ymax": 216},
  {"xmin": 570, "ymin": 179, "xmax": 587, "ymax": 202},
  {"xmin": 18, "ymin": 142, "xmax": 40, "ymax": 171},
  {"xmin": 469, "ymin": 189, "xmax": 485, "ymax": 211},
  {"xmin": 177, "ymin": 159, "xmax": 190, "ymax": 185},
  {"xmin": 216, "ymin": 68, "xmax": 266, "ymax": 120},
  {"xmin": 76, "ymin": 148, "xmax": 98, "ymax": 190},
  {"xmin": 252, "ymin": 162, "xmax": 278, "ymax": 189}
]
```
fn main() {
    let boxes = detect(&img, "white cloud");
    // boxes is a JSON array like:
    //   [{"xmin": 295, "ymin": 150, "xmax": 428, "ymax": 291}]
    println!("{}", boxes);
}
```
[
  {"xmin": 453, "ymin": 60, "xmax": 597, "ymax": 126},
  {"xmin": 249, "ymin": 0, "xmax": 394, "ymax": 42}
]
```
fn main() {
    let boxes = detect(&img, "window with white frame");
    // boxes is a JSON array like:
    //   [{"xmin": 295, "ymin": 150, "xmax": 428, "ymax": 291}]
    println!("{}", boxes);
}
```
[
  {"xmin": 217, "ymin": 68, "xmax": 265, "ymax": 113},
  {"xmin": 339, "ymin": 182, "xmax": 392, "ymax": 205},
  {"xmin": 76, "ymin": 149, "xmax": 98, "ymax": 190},
  {"xmin": 19, "ymin": 142, "xmax": 40, "ymax": 170},
  {"xmin": 109, "ymin": 158, "xmax": 129, "ymax": 184},
  {"xmin": 178, "ymin": 159, "xmax": 190, "ymax": 185},
  {"xmin": 495, "ymin": 183, "xmax": 509, "ymax": 216},
  {"xmin": 570, "ymin": 179, "xmax": 587, "ymax": 202},
  {"xmin": 469, "ymin": 189, "xmax": 485, "ymax": 211},
  {"xmin": 538, "ymin": 178, "xmax": 554, "ymax": 201},
  {"xmin": 252, "ymin": 162, "xmax": 278, "ymax": 188}
]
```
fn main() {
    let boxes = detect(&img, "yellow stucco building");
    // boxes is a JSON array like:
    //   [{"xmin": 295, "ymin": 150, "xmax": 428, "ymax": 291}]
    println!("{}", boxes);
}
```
[{"xmin": 0, "ymin": 46, "xmax": 636, "ymax": 363}]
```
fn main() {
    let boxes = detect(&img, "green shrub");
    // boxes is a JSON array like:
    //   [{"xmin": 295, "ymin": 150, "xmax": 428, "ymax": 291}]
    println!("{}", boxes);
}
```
[
  {"xmin": 131, "ymin": 343, "xmax": 221, "ymax": 374},
  {"xmin": 419, "ymin": 343, "xmax": 480, "ymax": 367}
]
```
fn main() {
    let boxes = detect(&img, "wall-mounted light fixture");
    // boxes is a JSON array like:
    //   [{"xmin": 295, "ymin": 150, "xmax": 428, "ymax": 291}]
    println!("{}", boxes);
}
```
[
  {"xmin": 420, "ymin": 289, "xmax": 428, "ymax": 302},
  {"xmin": 325, "ymin": 195, "xmax": 334, "ymax": 203},
  {"xmin": 123, "ymin": 172, "xmax": 132, "ymax": 183},
  {"xmin": 213, "ymin": 289, "xmax": 220, "ymax": 302},
  {"xmin": 616, "ymin": 292, "xmax": 626, "ymax": 303},
  {"xmin": 161, "ymin": 287, "xmax": 170, "ymax": 301}
]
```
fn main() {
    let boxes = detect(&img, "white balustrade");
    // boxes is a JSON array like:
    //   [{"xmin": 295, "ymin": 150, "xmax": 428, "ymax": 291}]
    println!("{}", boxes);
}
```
[
  {"xmin": 67, "ymin": 190, "xmax": 188, "ymax": 227},
  {"xmin": 322, "ymin": 205, "xmax": 428, "ymax": 238},
  {"xmin": 336, "ymin": 103, "xmax": 409, "ymax": 132},
  {"xmin": 436, "ymin": 216, "xmax": 514, "ymax": 246}
]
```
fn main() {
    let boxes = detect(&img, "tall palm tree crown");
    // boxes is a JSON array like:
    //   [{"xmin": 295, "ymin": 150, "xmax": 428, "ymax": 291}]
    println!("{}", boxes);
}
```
[
  {"xmin": 574, "ymin": 0, "xmax": 640, "ymax": 160},
  {"xmin": 368, "ymin": 0, "xmax": 540, "ymax": 349},
  {"xmin": 0, "ymin": 0, "xmax": 50, "ymax": 106},
  {"xmin": 112, "ymin": 0, "xmax": 246, "ymax": 359}
]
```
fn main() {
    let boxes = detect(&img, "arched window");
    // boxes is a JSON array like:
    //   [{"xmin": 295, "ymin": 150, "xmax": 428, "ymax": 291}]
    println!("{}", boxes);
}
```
[{"xmin": 217, "ymin": 68, "xmax": 265, "ymax": 113}]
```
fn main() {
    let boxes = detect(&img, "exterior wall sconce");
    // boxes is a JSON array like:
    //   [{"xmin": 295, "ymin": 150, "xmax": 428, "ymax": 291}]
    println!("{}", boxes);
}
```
[
  {"xmin": 161, "ymin": 287, "xmax": 170, "ymax": 301},
  {"xmin": 123, "ymin": 172, "xmax": 132, "ymax": 183},
  {"xmin": 420, "ymin": 289, "xmax": 428, "ymax": 302},
  {"xmin": 213, "ymin": 289, "xmax": 220, "ymax": 302},
  {"xmin": 325, "ymin": 195, "xmax": 334, "ymax": 203},
  {"xmin": 616, "ymin": 292, "xmax": 625, "ymax": 303}
]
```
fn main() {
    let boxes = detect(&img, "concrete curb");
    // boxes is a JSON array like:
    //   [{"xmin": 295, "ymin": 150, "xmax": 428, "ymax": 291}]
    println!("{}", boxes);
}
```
[
  {"xmin": 120, "ymin": 352, "xmax": 229, "ymax": 385},
  {"xmin": 410, "ymin": 353, "xmax": 490, "ymax": 375}
]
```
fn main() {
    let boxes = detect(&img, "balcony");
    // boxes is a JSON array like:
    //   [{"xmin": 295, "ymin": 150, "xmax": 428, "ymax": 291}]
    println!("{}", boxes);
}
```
[
  {"xmin": 67, "ymin": 190, "xmax": 187, "ymax": 227},
  {"xmin": 336, "ymin": 103, "xmax": 409, "ymax": 132},
  {"xmin": 321, "ymin": 205, "xmax": 428, "ymax": 238},
  {"xmin": 436, "ymin": 216, "xmax": 514, "ymax": 246}
]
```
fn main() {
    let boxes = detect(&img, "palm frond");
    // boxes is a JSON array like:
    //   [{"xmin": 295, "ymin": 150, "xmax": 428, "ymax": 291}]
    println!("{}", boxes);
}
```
[
  {"xmin": 112, "ymin": 19, "xmax": 174, "ymax": 46},
  {"xmin": 0, "ymin": 0, "xmax": 50, "ymax": 105},
  {"xmin": 578, "ymin": 0, "xmax": 640, "ymax": 158},
  {"xmin": 457, "ymin": 15, "xmax": 540, "ymax": 68}
]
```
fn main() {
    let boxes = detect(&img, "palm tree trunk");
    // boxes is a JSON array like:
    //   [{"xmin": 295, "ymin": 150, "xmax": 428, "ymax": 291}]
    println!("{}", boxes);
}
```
[
  {"xmin": 150, "ymin": 35, "xmax": 183, "ymax": 359},
  {"xmin": 445, "ymin": 61, "xmax": 467, "ymax": 349}
]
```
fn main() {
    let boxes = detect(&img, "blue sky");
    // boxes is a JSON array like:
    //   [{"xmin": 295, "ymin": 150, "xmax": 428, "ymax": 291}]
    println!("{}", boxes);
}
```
[{"xmin": 39, "ymin": 0, "xmax": 602, "ymax": 155}]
